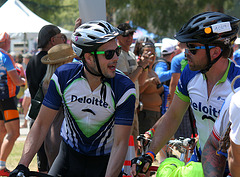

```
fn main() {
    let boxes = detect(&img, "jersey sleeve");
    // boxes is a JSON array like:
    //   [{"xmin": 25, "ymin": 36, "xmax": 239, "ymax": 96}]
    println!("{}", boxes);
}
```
[
  {"xmin": 229, "ymin": 91, "xmax": 240, "ymax": 145},
  {"xmin": 42, "ymin": 73, "xmax": 62, "ymax": 110},
  {"xmin": 175, "ymin": 66, "xmax": 190, "ymax": 102},
  {"xmin": 175, "ymin": 65, "xmax": 199, "ymax": 103},
  {"xmin": 114, "ymin": 76, "xmax": 136, "ymax": 126},
  {"xmin": 3, "ymin": 52, "xmax": 15, "ymax": 71},
  {"xmin": 212, "ymin": 92, "xmax": 233, "ymax": 141}
]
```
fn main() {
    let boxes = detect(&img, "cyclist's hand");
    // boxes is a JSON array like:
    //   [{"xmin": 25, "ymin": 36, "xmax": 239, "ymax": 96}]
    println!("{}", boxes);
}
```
[
  {"xmin": 130, "ymin": 155, "xmax": 153, "ymax": 176},
  {"xmin": 9, "ymin": 164, "xmax": 29, "ymax": 177}
]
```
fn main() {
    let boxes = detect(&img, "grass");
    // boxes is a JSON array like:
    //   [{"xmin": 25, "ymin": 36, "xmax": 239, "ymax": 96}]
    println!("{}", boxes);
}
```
[{"xmin": 7, "ymin": 140, "xmax": 38, "ymax": 171}]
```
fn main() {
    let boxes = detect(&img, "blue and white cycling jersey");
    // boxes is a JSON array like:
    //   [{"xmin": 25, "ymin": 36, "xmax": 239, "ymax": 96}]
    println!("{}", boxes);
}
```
[
  {"xmin": 175, "ymin": 59, "xmax": 240, "ymax": 150},
  {"xmin": 42, "ymin": 62, "xmax": 136, "ymax": 156},
  {"xmin": 0, "ymin": 49, "xmax": 17, "ymax": 99}
]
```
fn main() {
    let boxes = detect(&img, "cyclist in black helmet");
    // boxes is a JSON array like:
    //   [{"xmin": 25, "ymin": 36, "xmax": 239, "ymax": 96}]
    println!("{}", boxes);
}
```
[
  {"xmin": 10, "ymin": 20, "xmax": 136, "ymax": 177},
  {"xmin": 131, "ymin": 11, "xmax": 240, "ymax": 177}
]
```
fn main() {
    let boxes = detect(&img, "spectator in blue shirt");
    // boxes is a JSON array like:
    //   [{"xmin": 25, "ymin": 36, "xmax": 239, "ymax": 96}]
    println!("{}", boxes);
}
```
[{"xmin": 154, "ymin": 41, "xmax": 176, "ymax": 86}]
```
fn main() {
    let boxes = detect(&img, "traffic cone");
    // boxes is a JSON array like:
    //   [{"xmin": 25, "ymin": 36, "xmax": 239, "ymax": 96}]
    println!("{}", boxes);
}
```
[{"xmin": 123, "ymin": 135, "xmax": 135, "ymax": 177}]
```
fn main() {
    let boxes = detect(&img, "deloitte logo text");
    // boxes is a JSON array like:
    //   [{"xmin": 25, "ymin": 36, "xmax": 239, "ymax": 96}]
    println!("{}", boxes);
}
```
[
  {"xmin": 71, "ymin": 95, "xmax": 109, "ymax": 108},
  {"xmin": 191, "ymin": 101, "xmax": 220, "ymax": 122}
]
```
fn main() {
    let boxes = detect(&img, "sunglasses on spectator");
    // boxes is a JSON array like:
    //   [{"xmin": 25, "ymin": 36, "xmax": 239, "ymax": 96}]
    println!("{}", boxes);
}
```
[
  {"xmin": 186, "ymin": 43, "xmax": 216, "ymax": 55},
  {"xmin": 91, "ymin": 46, "xmax": 121, "ymax": 60},
  {"xmin": 53, "ymin": 35, "xmax": 66, "ymax": 41},
  {"xmin": 122, "ymin": 32, "xmax": 134, "ymax": 37}
]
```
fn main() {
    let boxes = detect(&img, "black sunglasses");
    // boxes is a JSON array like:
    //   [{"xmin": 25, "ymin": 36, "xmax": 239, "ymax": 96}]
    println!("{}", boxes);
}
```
[
  {"xmin": 91, "ymin": 46, "xmax": 122, "ymax": 60},
  {"xmin": 186, "ymin": 43, "xmax": 215, "ymax": 55},
  {"xmin": 122, "ymin": 32, "xmax": 134, "ymax": 37}
]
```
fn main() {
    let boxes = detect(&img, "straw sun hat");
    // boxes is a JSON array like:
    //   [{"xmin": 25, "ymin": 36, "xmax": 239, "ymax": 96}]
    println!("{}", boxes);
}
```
[{"xmin": 41, "ymin": 44, "xmax": 77, "ymax": 64}]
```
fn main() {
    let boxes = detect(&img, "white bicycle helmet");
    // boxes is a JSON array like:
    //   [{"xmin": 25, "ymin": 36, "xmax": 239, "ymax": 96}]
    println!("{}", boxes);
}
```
[{"xmin": 72, "ymin": 20, "xmax": 122, "ymax": 56}]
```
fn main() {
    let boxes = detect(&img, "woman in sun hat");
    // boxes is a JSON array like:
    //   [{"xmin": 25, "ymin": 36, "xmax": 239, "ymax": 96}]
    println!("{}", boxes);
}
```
[{"xmin": 41, "ymin": 43, "xmax": 77, "ymax": 167}]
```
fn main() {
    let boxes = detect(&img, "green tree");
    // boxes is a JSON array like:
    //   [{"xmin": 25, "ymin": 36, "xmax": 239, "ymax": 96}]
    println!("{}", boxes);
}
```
[
  {"xmin": 0, "ymin": 0, "xmax": 239, "ymax": 37},
  {"xmin": 107, "ymin": 0, "xmax": 236, "ymax": 38},
  {"xmin": 21, "ymin": 0, "xmax": 79, "ymax": 31}
]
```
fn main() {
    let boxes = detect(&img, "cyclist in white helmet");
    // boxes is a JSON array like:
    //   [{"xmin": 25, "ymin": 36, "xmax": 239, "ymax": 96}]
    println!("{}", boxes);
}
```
[
  {"xmin": 130, "ymin": 11, "xmax": 240, "ymax": 177},
  {"xmin": 10, "ymin": 20, "xmax": 136, "ymax": 177}
]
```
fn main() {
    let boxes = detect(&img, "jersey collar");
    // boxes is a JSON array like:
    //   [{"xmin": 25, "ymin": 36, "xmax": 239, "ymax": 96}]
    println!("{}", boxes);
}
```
[{"xmin": 202, "ymin": 59, "xmax": 231, "ymax": 85}]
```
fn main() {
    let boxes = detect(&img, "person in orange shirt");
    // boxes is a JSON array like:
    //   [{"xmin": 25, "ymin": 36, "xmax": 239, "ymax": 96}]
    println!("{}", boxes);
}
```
[{"xmin": 0, "ymin": 32, "xmax": 25, "ymax": 176}]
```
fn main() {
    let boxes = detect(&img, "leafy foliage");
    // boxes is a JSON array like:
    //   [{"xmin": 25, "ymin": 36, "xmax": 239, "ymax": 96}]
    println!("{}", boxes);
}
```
[
  {"xmin": 107, "ymin": 0, "xmax": 237, "ymax": 37},
  {"xmin": 0, "ymin": 0, "xmax": 239, "ymax": 37}
]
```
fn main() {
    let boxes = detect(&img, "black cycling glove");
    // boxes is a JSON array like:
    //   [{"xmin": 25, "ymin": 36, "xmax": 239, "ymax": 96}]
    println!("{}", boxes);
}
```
[
  {"xmin": 9, "ymin": 164, "xmax": 29, "ymax": 177},
  {"xmin": 131, "ymin": 154, "xmax": 153, "ymax": 175}
]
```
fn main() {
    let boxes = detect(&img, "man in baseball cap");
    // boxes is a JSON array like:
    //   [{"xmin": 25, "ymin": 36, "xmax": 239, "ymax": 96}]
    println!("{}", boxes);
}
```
[
  {"xmin": 25, "ymin": 24, "xmax": 65, "ymax": 173},
  {"xmin": 117, "ymin": 23, "xmax": 135, "ymax": 37}
]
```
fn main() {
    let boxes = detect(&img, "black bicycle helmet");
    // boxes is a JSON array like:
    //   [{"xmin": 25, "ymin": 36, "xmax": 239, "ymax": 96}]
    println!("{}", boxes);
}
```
[
  {"xmin": 175, "ymin": 11, "xmax": 240, "ymax": 45},
  {"xmin": 72, "ymin": 20, "xmax": 122, "ymax": 56},
  {"xmin": 175, "ymin": 12, "xmax": 240, "ymax": 74}
]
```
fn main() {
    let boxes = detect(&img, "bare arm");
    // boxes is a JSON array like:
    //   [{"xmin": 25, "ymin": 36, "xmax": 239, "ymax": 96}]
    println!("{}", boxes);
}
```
[
  {"xmin": 8, "ymin": 70, "xmax": 25, "ymax": 86},
  {"xmin": 202, "ymin": 133, "xmax": 226, "ymax": 177},
  {"xmin": 74, "ymin": 18, "xmax": 82, "ymax": 32},
  {"xmin": 19, "ymin": 105, "xmax": 58, "ymax": 167},
  {"xmin": 105, "ymin": 124, "xmax": 132, "ymax": 177},
  {"xmin": 228, "ymin": 139, "xmax": 240, "ymax": 176},
  {"xmin": 168, "ymin": 73, "xmax": 180, "ymax": 105},
  {"xmin": 125, "ymin": 55, "xmax": 149, "ymax": 84},
  {"xmin": 131, "ymin": 95, "xmax": 189, "ymax": 176},
  {"xmin": 148, "ymin": 95, "xmax": 189, "ymax": 154},
  {"xmin": 125, "ymin": 66, "xmax": 146, "ymax": 83}
]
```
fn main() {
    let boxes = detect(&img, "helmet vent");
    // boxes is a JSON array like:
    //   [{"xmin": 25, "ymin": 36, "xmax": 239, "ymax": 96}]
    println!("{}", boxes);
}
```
[
  {"xmin": 98, "ymin": 23, "xmax": 109, "ymax": 33},
  {"xmin": 194, "ymin": 17, "xmax": 206, "ymax": 25},
  {"xmin": 74, "ymin": 32, "xmax": 82, "ymax": 37},
  {"xmin": 88, "ymin": 35, "xmax": 97, "ymax": 40},
  {"xmin": 204, "ymin": 20, "xmax": 217, "ymax": 27},
  {"xmin": 95, "ymin": 29, "xmax": 104, "ymax": 33},
  {"xmin": 83, "ymin": 25, "xmax": 91, "ymax": 29}
]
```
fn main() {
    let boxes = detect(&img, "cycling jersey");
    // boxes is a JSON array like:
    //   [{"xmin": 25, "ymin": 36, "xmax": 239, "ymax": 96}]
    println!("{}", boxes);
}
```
[
  {"xmin": 0, "ymin": 49, "xmax": 17, "ymax": 99},
  {"xmin": 43, "ymin": 62, "xmax": 136, "ymax": 156},
  {"xmin": 176, "ymin": 59, "xmax": 240, "ymax": 150},
  {"xmin": 211, "ymin": 88, "xmax": 240, "ymax": 142},
  {"xmin": 229, "ymin": 89, "xmax": 240, "ymax": 145}
]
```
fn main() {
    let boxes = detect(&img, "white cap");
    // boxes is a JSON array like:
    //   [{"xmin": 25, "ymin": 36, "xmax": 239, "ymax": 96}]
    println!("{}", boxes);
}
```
[{"xmin": 161, "ymin": 42, "xmax": 175, "ymax": 55}]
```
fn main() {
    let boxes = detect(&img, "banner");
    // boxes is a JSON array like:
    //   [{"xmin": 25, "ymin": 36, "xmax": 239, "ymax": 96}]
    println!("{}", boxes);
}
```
[{"xmin": 78, "ymin": 0, "xmax": 106, "ymax": 23}]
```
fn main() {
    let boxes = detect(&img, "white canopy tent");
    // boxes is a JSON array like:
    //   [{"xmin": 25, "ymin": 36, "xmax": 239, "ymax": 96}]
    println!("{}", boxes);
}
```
[{"xmin": 0, "ymin": 0, "xmax": 72, "ymax": 52}]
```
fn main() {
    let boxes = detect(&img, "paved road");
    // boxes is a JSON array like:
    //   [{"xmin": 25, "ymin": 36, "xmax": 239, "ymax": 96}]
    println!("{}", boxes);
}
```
[{"xmin": 18, "ymin": 114, "xmax": 30, "ymax": 141}]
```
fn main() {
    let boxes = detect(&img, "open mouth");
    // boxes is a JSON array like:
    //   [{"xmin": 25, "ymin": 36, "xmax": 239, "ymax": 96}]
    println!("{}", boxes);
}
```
[{"xmin": 108, "ymin": 64, "xmax": 116, "ymax": 70}]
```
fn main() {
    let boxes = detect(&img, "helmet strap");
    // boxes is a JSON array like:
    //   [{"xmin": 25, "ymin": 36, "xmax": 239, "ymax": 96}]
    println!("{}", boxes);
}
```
[
  {"xmin": 200, "ymin": 44, "xmax": 222, "ymax": 74},
  {"xmin": 93, "ymin": 52, "xmax": 107, "ymax": 102},
  {"xmin": 82, "ymin": 57, "xmax": 102, "ymax": 77}
]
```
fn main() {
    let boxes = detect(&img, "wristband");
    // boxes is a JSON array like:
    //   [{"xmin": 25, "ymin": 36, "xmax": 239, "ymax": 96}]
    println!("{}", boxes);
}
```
[
  {"xmin": 151, "ymin": 128, "xmax": 155, "ymax": 134},
  {"xmin": 146, "ymin": 151, "xmax": 156, "ymax": 161},
  {"xmin": 145, "ymin": 128, "xmax": 155, "ymax": 138},
  {"xmin": 145, "ymin": 130, "xmax": 153, "ymax": 138},
  {"xmin": 137, "ymin": 65, "xmax": 144, "ymax": 72}
]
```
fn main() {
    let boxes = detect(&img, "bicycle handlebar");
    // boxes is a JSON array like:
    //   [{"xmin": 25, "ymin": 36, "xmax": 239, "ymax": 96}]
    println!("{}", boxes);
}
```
[
  {"xmin": 16, "ymin": 171, "xmax": 54, "ymax": 177},
  {"xmin": 168, "ymin": 137, "xmax": 195, "ymax": 147}
]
